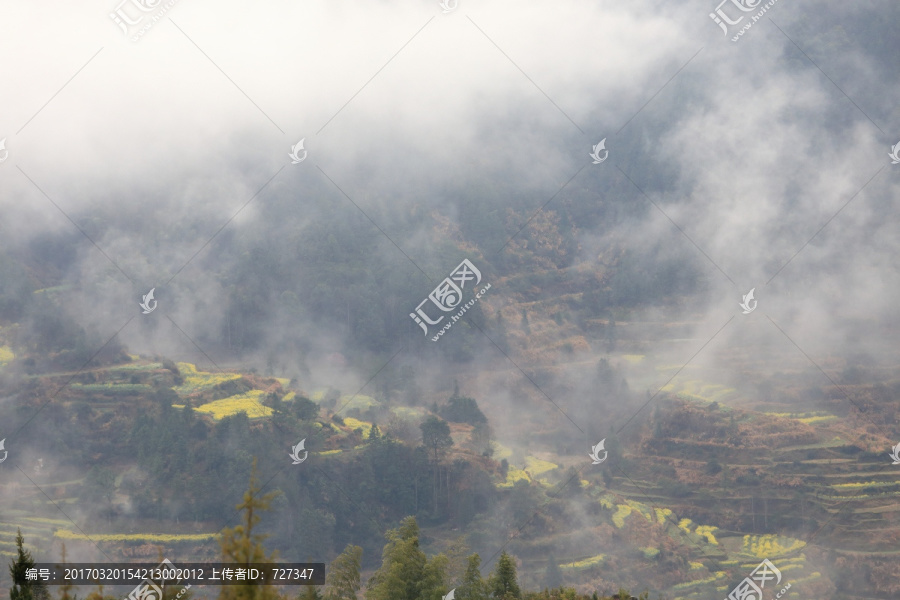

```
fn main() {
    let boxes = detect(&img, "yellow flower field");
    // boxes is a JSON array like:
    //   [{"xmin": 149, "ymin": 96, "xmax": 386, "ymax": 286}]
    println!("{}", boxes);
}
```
[
  {"xmin": 499, "ymin": 466, "xmax": 531, "ymax": 487},
  {"xmin": 741, "ymin": 534, "xmax": 805, "ymax": 558},
  {"xmin": 695, "ymin": 525, "xmax": 719, "ymax": 545},
  {"xmin": 560, "ymin": 554, "xmax": 605, "ymax": 570},
  {"xmin": 524, "ymin": 456, "xmax": 558, "ymax": 476},
  {"xmin": 55, "ymin": 531, "xmax": 218, "ymax": 542},
  {"xmin": 612, "ymin": 504, "xmax": 633, "ymax": 528},
  {"xmin": 343, "ymin": 417, "xmax": 372, "ymax": 436},
  {"xmin": 0, "ymin": 346, "xmax": 14, "ymax": 366},
  {"xmin": 174, "ymin": 362, "xmax": 242, "ymax": 394},
  {"xmin": 195, "ymin": 390, "xmax": 272, "ymax": 420}
]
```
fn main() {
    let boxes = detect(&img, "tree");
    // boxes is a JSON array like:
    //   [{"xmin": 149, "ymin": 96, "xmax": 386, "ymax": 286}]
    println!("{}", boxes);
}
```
[
  {"xmin": 440, "ymin": 396, "xmax": 487, "ymax": 426},
  {"xmin": 417, "ymin": 553, "xmax": 449, "ymax": 600},
  {"xmin": 293, "ymin": 396, "xmax": 320, "ymax": 421},
  {"xmin": 325, "ymin": 545, "xmax": 362, "ymax": 600},
  {"xmin": 9, "ymin": 529, "xmax": 49, "ymax": 600},
  {"xmin": 456, "ymin": 554, "xmax": 488, "ymax": 600},
  {"xmin": 366, "ymin": 517, "xmax": 426, "ymax": 600},
  {"xmin": 421, "ymin": 417, "xmax": 453, "ymax": 460},
  {"xmin": 218, "ymin": 457, "xmax": 282, "ymax": 600},
  {"xmin": 488, "ymin": 552, "xmax": 520, "ymax": 600},
  {"xmin": 420, "ymin": 417, "xmax": 454, "ymax": 512}
]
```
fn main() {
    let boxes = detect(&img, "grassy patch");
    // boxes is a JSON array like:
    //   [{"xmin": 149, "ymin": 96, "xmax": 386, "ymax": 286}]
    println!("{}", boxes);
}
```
[
  {"xmin": 69, "ymin": 383, "xmax": 153, "ymax": 395},
  {"xmin": 109, "ymin": 362, "xmax": 164, "ymax": 372}
]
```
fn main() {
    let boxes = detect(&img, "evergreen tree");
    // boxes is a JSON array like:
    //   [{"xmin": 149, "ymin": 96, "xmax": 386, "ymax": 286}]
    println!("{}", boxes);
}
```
[
  {"xmin": 218, "ymin": 458, "xmax": 282, "ymax": 600},
  {"xmin": 365, "ymin": 517, "xmax": 426, "ymax": 600},
  {"xmin": 488, "ymin": 552, "xmax": 520, "ymax": 600},
  {"xmin": 9, "ymin": 529, "xmax": 49, "ymax": 600},
  {"xmin": 456, "ymin": 554, "xmax": 487, "ymax": 600},
  {"xmin": 325, "ymin": 545, "xmax": 362, "ymax": 600}
]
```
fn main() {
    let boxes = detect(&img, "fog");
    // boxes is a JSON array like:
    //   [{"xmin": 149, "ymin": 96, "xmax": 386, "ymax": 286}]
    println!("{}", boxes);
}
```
[{"xmin": 1, "ymin": 0, "xmax": 899, "ymax": 595}]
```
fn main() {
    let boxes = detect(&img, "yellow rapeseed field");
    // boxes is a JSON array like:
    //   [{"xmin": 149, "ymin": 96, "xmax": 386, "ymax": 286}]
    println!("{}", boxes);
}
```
[
  {"xmin": 195, "ymin": 390, "xmax": 272, "ymax": 420},
  {"xmin": 55, "ymin": 531, "xmax": 218, "ymax": 542},
  {"xmin": 524, "ymin": 456, "xmax": 558, "ymax": 476},
  {"xmin": 741, "ymin": 534, "xmax": 805, "ymax": 558},
  {"xmin": 343, "ymin": 417, "xmax": 372, "ymax": 436},
  {"xmin": 560, "ymin": 554, "xmax": 605, "ymax": 570},
  {"xmin": 0, "ymin": 346, "xmax": 14, "ymax": 366},
  {"xmin": 174, "ymin": 362, "xmax": 242, "ymax": 394},
  {"xmin": 612, "ymin": 504, "xmax": 633, "ymax": 528}
]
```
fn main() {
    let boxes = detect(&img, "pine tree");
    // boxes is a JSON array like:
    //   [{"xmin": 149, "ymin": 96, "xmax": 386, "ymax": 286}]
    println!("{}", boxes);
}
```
[
  {"xmin": 456, "ymin": 554, "xmax": 487, "ymax": 600},
  {"xmin": 325, "ymin": 545, "xmax": 362, "ymax": 600},
  {"xmin": 218, "ymin": 458, "xmax": 283, "ymax": 600},
  {"xmin": 9, "ymin": 529, "xmax": 49, "ymax": 600},
  {"xmin": 488, "ymin": 552, "xmax": 520, "ymax": 600},
  {"xmin": 365, "ymin": 517, "xmax": 426, "ymax": 600}
]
